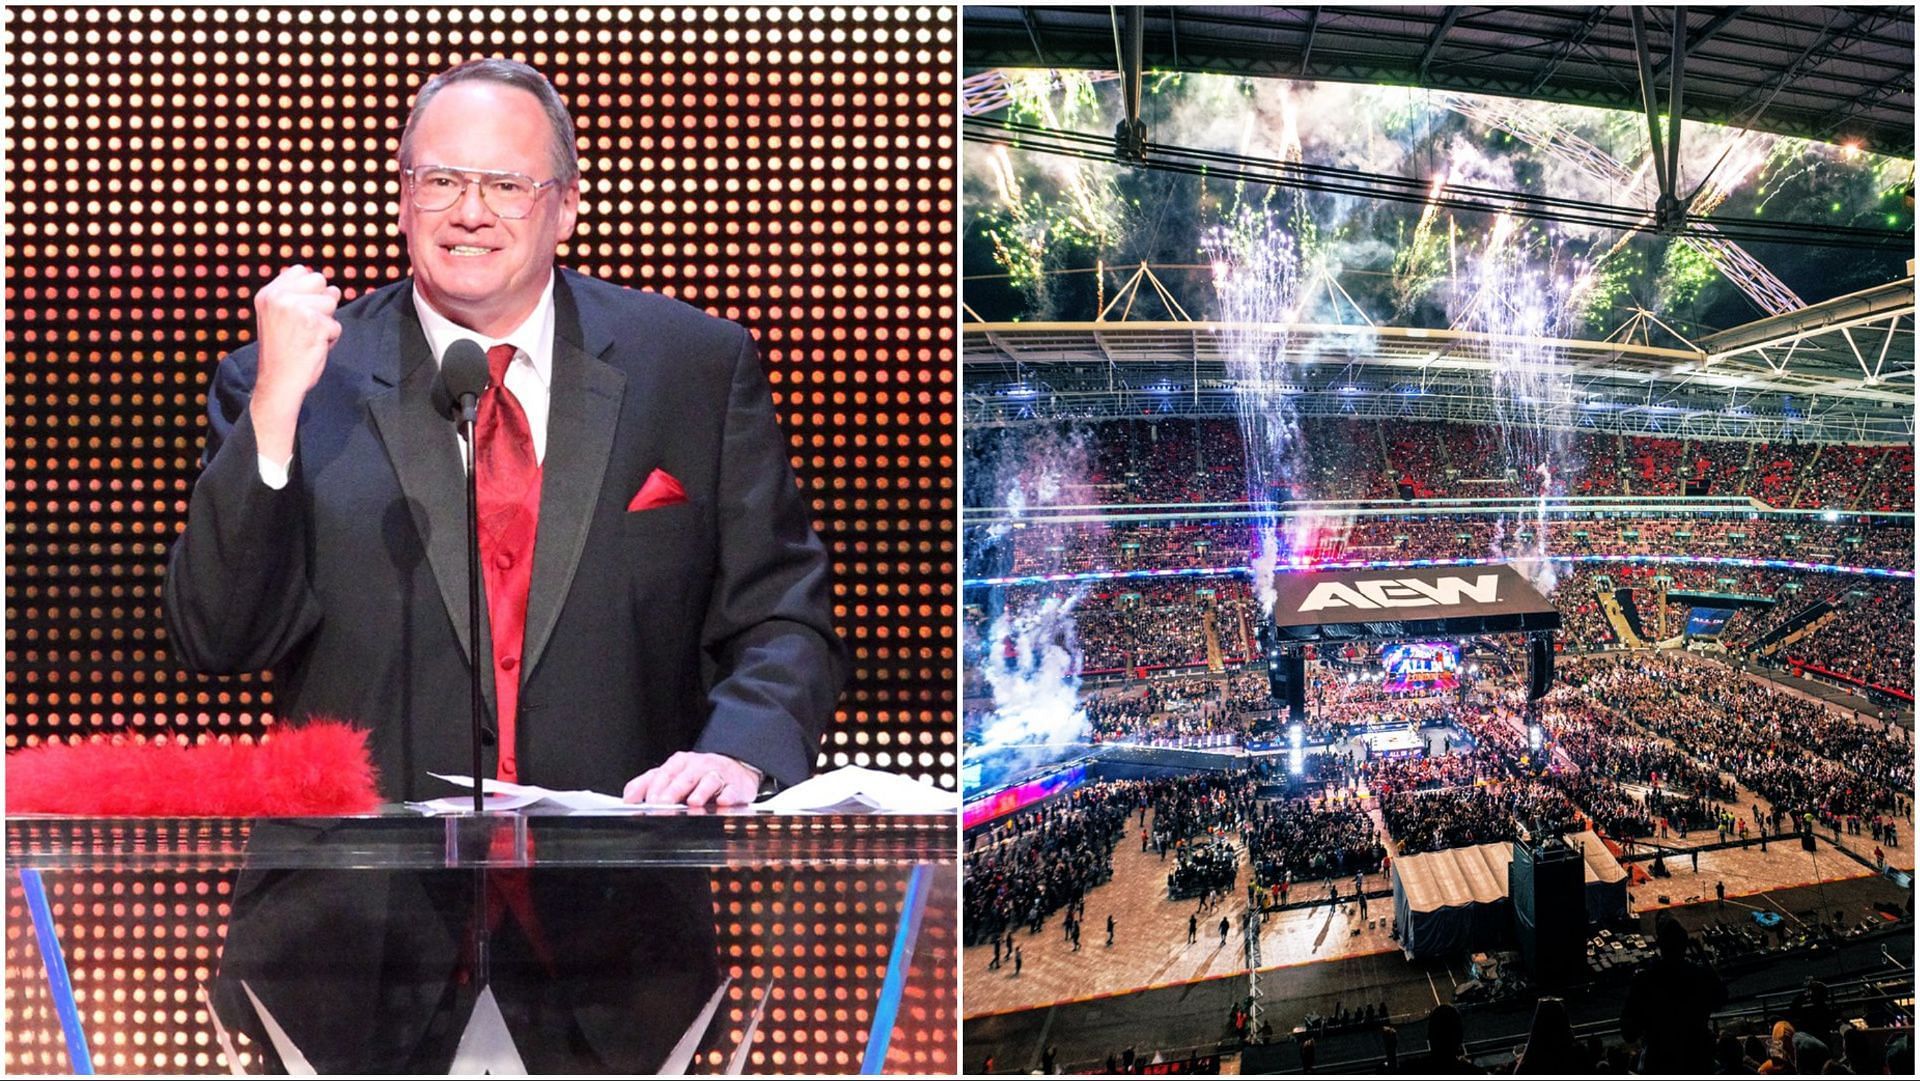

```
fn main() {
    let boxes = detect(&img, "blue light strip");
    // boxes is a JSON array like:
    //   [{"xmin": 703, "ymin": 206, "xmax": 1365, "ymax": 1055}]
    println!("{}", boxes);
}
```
[
  {"xmin": 964, "ymin": 553, "xmax": 1914, "ymax": 588},
  {"xmin": 861, "ymin": 863, "xmax": 934, "ymax": 1074},
  {"xmin": 21, "ymin": 868, "xmax": 92, "ymax": 1074}
]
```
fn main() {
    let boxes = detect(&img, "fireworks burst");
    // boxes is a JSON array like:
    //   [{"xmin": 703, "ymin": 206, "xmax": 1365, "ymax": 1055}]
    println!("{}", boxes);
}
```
[
  {"xmin": 1205, "ymin": 208, "xmax": 1368, "ymax": 610},
  {"xmin": 1449, "ymin": 212, "xmax": 1582, "ymax": 593}
]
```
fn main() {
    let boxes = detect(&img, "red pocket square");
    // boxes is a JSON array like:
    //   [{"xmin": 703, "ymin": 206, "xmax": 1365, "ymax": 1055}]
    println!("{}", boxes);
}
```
[{"xmin": 628, "ymin": 468, "xmax": 688, "ymax": 511}]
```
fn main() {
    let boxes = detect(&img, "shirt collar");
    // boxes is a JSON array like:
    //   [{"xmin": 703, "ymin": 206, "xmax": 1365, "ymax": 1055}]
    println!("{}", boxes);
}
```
[{"xmin": 411, "ymin": 273, "xmax": 555, "ymax": 389}]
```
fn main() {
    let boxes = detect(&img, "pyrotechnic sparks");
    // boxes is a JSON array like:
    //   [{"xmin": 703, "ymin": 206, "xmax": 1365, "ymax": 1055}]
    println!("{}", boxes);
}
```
[
  {"xmin": 1206, "ymin": 209, "xmax": 1303, "ymax": 614},
  {"xmin": 1448, "ymin": 211, "xmax": 1581, "ymax": 594},
  {"xmin": 1001, "ymin": 68, "xmax": 1108, "ymax": 130},
  {"xmin": 972, "ymin": 76, "xmax": 1128, "ymax": 310},
  {"xmin": 965, "ymin": 425, "xmax": 1104, "ymax": 778},
  {"xmin": 1391, "ymin": 172, "xmax": 1451, "ymax": 314},
  {"xmin": 1689, "ymin": 131, "xmax": 1771, "ymax": 216},
  {"xmin": 1205, "ymin": 209, "xmax": 1371, "ymax": 610},
  {"xmin": 1655, "ymin": 241, "xmax": 1720, "ymax": 310}
]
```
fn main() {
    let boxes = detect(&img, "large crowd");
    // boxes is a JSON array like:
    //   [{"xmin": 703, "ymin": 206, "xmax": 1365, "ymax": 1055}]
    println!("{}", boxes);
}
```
[
  {"xmin": 1082, "ymin": 680, "xmax": 1253, "ymax": 746},
  {"xmin": 970, "ymin": 418, "xmax": 1914, "ymax": 511},
  {"xmin": 1367, "ymin": 749, "xmax": 1498, "ymax": 793},
  {"xmin": 1379, "ymin": 783, "xmax": 1587, "ymax": 856},
  {"xmin": 1066, "ymin": 581, "xmax": 1257, "ymax": 672},
  {"xmin": 1788, "ymin": 577, "xmax": 1915, "ymax": 693},
  {"xmin": 1567, "ymin": 653, "xmax": 1913, "ymax": 826},
  {"xmin": 997, "ymin": 516, "xmax": 1911, "ymax": 578},
  {"xmin": 963, "ymin": 780, "xmax": 1138, "ymax": 945},
  {"xmin": 968, "ymin": 414, "xmax": 1913, "ymax": 1078},
  {"xmin": 1244, "ymin": 795, "xmax": 1385, "ymax": 885}
]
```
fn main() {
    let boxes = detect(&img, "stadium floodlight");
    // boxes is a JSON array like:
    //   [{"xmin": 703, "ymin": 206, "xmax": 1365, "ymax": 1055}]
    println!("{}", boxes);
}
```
[
  {"xmin": 1289, "ymin": 722, "xmax": 1304, "ymax": 750},
  {"xmin": 1528, "ymin": 723, "xmax": 1544, "ymax": 752},
  {"xmin": 1289, "ymin": 748, "xmax": 1305, "ymax": 776}
]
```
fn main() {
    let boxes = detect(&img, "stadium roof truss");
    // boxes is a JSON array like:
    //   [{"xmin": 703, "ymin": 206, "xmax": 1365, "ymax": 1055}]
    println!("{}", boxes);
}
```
[
  {"xmin": 963, "ymin": 275, "xmax": 1915, "ymax": 444},
  {"xmin": 964, "ymin": 6, "xmax": 1915, "ymax": 155}
]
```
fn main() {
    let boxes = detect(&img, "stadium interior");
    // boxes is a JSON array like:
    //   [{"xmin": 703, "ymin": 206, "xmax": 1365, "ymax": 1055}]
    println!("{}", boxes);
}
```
[{"xmin": 960, "ymin": 6, "xmax": 1915, "ymax": 1076}]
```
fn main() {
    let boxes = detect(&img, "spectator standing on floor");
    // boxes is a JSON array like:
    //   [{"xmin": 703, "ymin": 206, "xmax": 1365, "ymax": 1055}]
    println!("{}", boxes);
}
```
[
  {"xmin": 1106, "ymin": 913, "xmax": 1115, "ymax": 947},
  {"xmin": 1188, "ymin": 912, "xmax": 1198, "ymax": 944}
]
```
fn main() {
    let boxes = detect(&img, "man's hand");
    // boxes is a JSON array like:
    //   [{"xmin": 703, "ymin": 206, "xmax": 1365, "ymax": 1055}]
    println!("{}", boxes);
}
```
[
  {"xmin": 623, "ymin": 751, "xmax": 763, "ymax": 807},
  {"xmin": 250, "ymin": 265, "xmax": 343, "ymax": 466}
]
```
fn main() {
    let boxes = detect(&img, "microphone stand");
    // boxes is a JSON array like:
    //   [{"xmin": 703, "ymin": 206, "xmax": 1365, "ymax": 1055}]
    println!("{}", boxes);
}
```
[
  {"xmin": 459, "ymin": 392, "xmax": 486, "ymax": 816},
  {"xmin": 458, "ymin": 389, "xmax": 494, "ymax": 1007},
  {"xmin": 434, "ymin": 343, "xmax": 500, "ymax": 1033}
]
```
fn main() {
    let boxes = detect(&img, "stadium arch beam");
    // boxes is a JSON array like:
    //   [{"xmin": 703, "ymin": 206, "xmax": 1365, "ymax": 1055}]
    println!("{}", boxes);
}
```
[{"xmin": 963, "ymin": 276, "xmax": 1916, "ymax": 445}]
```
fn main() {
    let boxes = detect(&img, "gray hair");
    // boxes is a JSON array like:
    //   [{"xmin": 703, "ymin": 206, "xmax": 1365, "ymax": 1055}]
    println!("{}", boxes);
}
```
[{"xmin": 398, "ymin": 58, "xmax": 579, "ymax": 183}]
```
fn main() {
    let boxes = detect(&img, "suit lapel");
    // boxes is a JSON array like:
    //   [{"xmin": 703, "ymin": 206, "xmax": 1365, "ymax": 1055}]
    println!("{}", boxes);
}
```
[
  {"xmin": 523, "ymin": 274, "xmax": 626, "ymax": 680},
  {"xmin": 365, "ymin": 298, "xmax": 498, "ymax": 722}
]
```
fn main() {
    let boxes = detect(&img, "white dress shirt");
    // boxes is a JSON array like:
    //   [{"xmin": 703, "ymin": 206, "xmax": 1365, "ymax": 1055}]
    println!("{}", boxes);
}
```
[{"xmin": 257, "ymin": 274, "xmax": 556, "ymax": 487}]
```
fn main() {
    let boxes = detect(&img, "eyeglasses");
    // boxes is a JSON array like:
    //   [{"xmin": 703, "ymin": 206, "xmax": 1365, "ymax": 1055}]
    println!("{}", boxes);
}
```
[{"xmin": 403, "ymin": 165, "xmax": 561, "ymax": 219}]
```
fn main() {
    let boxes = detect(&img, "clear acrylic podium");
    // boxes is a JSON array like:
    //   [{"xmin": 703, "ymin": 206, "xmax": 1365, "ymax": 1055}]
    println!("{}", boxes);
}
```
[{"xmin": 5, "ymin": 810, "xmax": 957, "ymax": 1075}]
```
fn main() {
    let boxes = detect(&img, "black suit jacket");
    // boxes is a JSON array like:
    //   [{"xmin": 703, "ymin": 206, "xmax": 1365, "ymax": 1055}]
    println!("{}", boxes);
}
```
[{"xmin": 164, "ymin": 269, "xmax": 845, "ymax": 798}]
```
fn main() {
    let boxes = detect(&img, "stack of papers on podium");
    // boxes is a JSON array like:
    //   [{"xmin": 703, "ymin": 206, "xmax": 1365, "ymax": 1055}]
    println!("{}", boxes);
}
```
[
  {"xmin": 753, "ymin": 765, "xmax": 956, "ymax": 813},
  {"xmin": 407, "ymin": 774, "xmax": 674, "ymax": 815}
]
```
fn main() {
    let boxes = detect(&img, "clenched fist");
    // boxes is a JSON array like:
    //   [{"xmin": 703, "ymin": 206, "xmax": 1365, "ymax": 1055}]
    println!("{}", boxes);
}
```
[{"xmin": 249, "ymin": 265, "xmax": 343, "ymax": 466}]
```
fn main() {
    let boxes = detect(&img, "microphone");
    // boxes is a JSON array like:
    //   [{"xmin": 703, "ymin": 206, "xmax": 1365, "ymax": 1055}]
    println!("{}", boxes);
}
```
[{"xmin": 433, "ymin": 339, "xmax": 492, "ymax": 423}]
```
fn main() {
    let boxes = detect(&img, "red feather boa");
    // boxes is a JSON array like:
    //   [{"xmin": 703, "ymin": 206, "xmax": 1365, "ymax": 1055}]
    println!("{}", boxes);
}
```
[{"xmin": 5, "ymin": 720, "xmax": 383, "ymax": 817}]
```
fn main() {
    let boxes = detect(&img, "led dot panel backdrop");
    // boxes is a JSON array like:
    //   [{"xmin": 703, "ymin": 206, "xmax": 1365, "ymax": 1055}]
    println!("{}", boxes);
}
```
[
  {"xmin": 4, "ymin": 4, "xmax": 958, "ymax": 785},
  {"xmin": 5, "ymin": 6, "xmax": 956, "ymax": 1075}
]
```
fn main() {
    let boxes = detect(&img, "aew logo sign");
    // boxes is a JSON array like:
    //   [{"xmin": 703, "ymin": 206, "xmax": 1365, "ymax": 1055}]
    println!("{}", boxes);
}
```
[{"xmin": 1297, "ymin": 573, "xmax": 1500, "ymax": 613}]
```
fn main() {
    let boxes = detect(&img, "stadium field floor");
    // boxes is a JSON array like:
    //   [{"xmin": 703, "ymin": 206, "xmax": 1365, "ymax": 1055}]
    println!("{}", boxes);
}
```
[{"xmin": 963, "ymin": 871, "xmax": 1913, "ymax": 1074}]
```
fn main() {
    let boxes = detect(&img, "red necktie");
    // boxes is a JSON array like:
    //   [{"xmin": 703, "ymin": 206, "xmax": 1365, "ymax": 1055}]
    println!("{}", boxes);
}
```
[
  {"xmin": 468, "ymin": 346, "xmax": 550, "ymax": 981},
  {"xmin": 475, "ymin": 342, "xmax": 540, "ymax": 783}
]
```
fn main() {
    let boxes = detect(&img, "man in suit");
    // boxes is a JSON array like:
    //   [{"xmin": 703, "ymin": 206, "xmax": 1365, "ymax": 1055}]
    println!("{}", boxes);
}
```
[
  {"xmin": 164, "ymin": 58, "xmax": 844, "ymax": 804},
  {"xmin": 167, "ymin": 58, "xmax": 848, "ymax": 1071}
]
